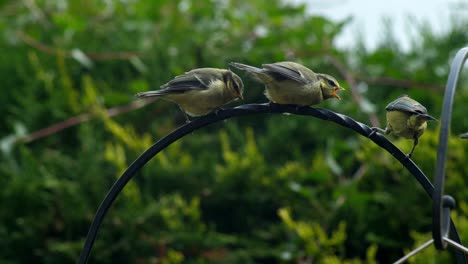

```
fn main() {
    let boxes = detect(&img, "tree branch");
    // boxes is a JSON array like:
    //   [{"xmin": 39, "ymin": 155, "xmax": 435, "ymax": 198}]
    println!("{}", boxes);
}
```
[
  {"xmin": 365, "ymin": 76, "xmax": 443, "ymax": 91},
  {"xmin": 326, "ymin": 54, "xmax": 381, "ymax": 127},
  {"xmin": 21, "ymin": 98, "xmax": 157, "ymax": 143},
  {"xmin": 16, "ymin": 31, "xmax": 140, "ymax": 61}
]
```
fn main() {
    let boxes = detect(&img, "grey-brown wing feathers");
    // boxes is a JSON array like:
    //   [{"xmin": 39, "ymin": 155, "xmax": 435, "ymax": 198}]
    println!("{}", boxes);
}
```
[
  {"xmin": 262, "ymin": 63, "xmax": 308, "ymax": 84},
  {"xmin": 136, "ymin": 72, "xmax": 210, "ymax": 98},
  {"xmin": 386, "ymin": 96, "xmax": 428, "ymax": 114},
  {"xmin": 229, "ymin": 62, "xmax": 263, "ymax": 74}
]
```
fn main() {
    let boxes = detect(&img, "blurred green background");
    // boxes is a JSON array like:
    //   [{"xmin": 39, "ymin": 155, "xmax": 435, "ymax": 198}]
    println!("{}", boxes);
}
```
[{"xmin": 1, "ymin": 0, "xmax": 468, "ymax": 263}]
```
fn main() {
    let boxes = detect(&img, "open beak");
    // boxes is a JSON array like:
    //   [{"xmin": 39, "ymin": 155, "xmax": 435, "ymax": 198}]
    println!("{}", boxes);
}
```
[{"xmin": 332, "ymin": 87, "xmax": 344, "ymax": 100}]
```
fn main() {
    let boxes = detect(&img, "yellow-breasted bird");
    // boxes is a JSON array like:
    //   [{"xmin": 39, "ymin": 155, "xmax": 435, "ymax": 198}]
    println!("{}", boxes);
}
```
[
  {"xmin": 136, "ymin": 68, "xmax": 244, "ymax": 117},
  {"xmin": 372, "ymin": 95, "xmax": 437, "ymax": 158},
  {"xmin": 229, "ymin": 61, "xmax": 344, "ymax": 105}
]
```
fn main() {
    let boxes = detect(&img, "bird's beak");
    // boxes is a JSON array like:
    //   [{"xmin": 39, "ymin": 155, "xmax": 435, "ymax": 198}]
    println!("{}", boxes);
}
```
[{"xmin": 332, "ymin": 87, "xmax": 344, "ymax": 100}]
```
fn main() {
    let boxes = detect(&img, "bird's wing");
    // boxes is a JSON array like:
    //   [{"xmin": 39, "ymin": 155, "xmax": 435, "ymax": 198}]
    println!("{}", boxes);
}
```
[
  {"xmin": 169, "ymin": 70, "xmax": 214, "ymax": 88},
  {"xmin": 159, "ymin": 72, "xmax": 214, "ymax": 94},
  {"xmin": 229, "ymin": 62, "xmax": 263, "ymax": 74},
  {"xmin": 135, "ymin": 72, "xmax": 212, "ymax": 98},
  {"xmin": 262, "ymin": 62, "xmax": 308, "ymax": 84},
  {"xmin": 386, "ymin": 97, "xmax": 428, "ymax": 114}
]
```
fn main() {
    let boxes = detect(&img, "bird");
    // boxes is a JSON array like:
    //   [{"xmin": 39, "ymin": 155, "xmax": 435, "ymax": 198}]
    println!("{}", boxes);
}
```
[
  {"xmin": 371, "ymin": 95, "xmax": 437, "ymax": 158},
  {"xmin": 135, "ymin": 68, "xmax": 244, "ymax": 118},
  {"xmin": 229, "ymin": 61, "xmax": 344, "ymax": 106}
]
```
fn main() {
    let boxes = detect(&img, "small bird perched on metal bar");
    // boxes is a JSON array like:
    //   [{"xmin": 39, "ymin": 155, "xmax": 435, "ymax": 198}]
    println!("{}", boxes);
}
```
[
  {"xmin": 229, "ymin": 61, "xmax": 344, "ymax": 105},
  {"xmin": 371, "ymin": 95, "xmax": 437, "ymax": 158},
  {"xmin": 136, "ymin": 68, "xmax": 244, "ymax": 117}
]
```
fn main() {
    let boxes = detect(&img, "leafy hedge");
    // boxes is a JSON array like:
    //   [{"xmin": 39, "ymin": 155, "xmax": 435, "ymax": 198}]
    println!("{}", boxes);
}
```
[{"xmin": 1, "ymin": 0, "xmax": 468, "ymax": 263}]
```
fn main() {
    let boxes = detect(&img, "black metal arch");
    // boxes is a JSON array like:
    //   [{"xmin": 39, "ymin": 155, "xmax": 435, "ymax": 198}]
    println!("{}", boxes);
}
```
[
  {"xmin": 433, "ymin": 47, "xmax": 468, "ymax": 249},
  {"xmin": 77, "ymin": 103, "xmax": 466, "ymax": 264}
]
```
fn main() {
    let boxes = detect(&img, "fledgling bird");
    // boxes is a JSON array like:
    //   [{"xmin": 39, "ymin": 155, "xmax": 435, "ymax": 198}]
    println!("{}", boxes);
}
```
[
  {"xmin": 372, "ymin": 95, "xmax": 437, "ymax": 158},
  {"xmin": 229, "ymin": 61, "xmax": 344, "ymax": 105},
  {"xmin": 136, "ymin": 68, "xmax": 244, "ymax": 117}
]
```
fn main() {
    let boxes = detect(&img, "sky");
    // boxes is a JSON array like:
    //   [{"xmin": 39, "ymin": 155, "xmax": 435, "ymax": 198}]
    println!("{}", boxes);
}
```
[{"xmin": 292, "ymin": 0, "xmax": 467, "ymax": 50}]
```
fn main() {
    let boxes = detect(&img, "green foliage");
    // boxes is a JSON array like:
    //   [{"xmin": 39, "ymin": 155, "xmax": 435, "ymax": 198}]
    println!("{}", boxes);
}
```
[
  {"xmin": 1, "ymin": 0, "xmax": 468, "ymax": 263},
  {"xmin": 278, "ymin": 208, "xmax": 347, "ymax": 259}
]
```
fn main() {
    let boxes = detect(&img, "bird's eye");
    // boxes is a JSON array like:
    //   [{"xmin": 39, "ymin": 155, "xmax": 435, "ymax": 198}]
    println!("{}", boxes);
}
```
[
  {"xmin": 327, "ymin": 79, "xmax": 336, "ymax": 87},
  {"xmin": 232, "ymin": 80, "xmax": 240, "ymax": 93}
]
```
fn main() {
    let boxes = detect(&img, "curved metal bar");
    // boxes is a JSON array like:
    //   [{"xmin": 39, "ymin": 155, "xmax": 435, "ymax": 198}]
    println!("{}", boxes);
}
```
[
  {"xmin": 78, "ymin": 103, "xmax": 466, "ymax": 264},
  {"xmin": 433, "ymin": 47, "xmax": 468, "ymax": 249}
]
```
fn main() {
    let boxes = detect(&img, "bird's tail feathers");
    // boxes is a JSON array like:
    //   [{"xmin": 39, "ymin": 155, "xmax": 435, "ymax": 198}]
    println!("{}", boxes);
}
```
[
  {"xmin": 229, "ymin": 62, "xmax": 263, "ymax": 74},
  {"xmin": 135, "ymin": 91, "xmax": 166, "ymax": 98},
  {"xmin": 418, "ymin": 113, "xmax": 437, "ymax": 121}
]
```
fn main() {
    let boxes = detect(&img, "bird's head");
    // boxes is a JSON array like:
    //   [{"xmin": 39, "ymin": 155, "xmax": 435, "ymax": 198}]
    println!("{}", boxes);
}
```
[
  {"xmin": 225, "ymin": 70, "xmax": 244, "ymax": 100},
  {"xmin": 318, "ymin": 74, "xmax": 344, "ymax": 100}
]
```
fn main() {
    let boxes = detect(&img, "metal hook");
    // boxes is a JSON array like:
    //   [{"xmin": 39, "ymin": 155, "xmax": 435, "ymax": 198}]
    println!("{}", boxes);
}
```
[
  {"xmin": 441, "ymin": 195, "xmax": 456, "ymax": 245},
  {"xmin": 433, "ymin": 47, "xmax": 468, "ymax": 250}
]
